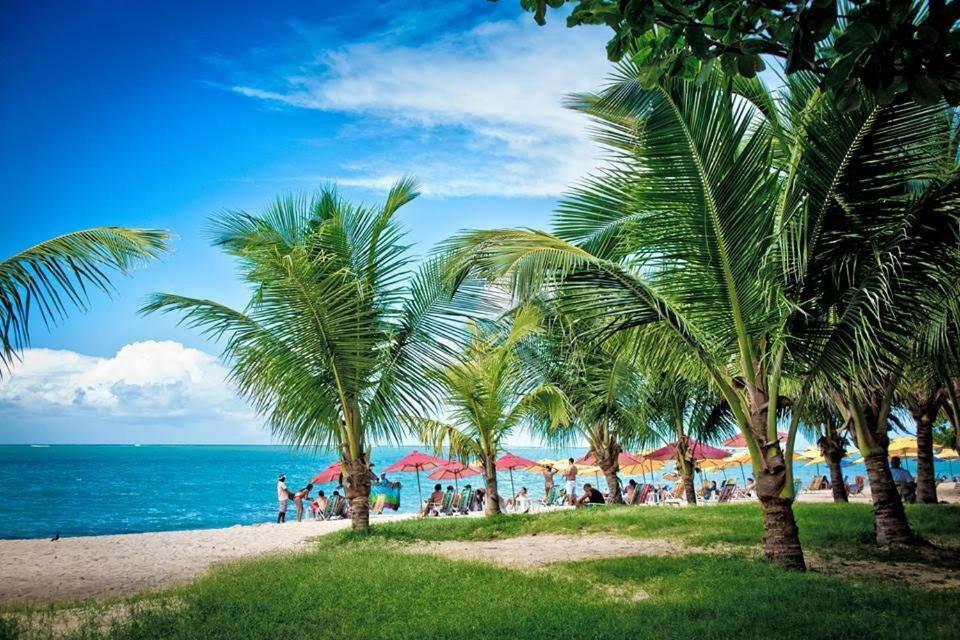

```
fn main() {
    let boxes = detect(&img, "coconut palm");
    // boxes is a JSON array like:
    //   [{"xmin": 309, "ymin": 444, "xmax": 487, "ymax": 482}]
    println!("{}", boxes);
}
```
[
  {"xmin": 799, "ymin": 394, "xmax": 851, "ymax": 503},
  {"xmin": 516, "ymin": 308, "xmax": 652, "ymax": 503},
  {"xmin": 0, "ymin": 227, "xmax": 169, "ymax": 372},
  {"xmin": 417, "ymin": 306, "xmax": 570, "ymax": 515},
  {"xmin": 635, "ymin": 373, "xmax": 735, "ymax": 505},
  {"xmin": 447, "ymin": 65, "xmax": 957, "ymax": 567},
  {"xmin": 143, "ymin": 180, "xmax": 478, "ymax": 531}
]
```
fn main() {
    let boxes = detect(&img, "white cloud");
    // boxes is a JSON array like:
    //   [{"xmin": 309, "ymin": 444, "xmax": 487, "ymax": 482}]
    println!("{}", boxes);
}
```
[
  {"xmin": 0, "ymin": 340, "xmax": 257, "ymax": 427},
  {"xmin": 225, "ymin": 17, "xmax": 613, "ymax": 197}
]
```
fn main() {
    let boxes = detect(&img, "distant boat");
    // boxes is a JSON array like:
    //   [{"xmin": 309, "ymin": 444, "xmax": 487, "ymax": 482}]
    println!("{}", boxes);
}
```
[{"xmin": 29, "ymin": 444, "xmax": 50, "ymax": 448}]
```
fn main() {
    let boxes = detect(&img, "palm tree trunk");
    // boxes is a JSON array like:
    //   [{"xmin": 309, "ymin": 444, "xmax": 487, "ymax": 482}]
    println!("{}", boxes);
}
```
[
  {"xmin": 343, "ymin": 458, "xmax": 372, "ymax": 532},
  {"xmin": 863, "ymin": 452, "xmax": 914, "ymax": 545},
  {"xmin": 912, "ymin": 403, "xmax": 939, "ymax": 504},
  {"xmin": 593, "ymin": 446, "xmax": 624, "ymax": 504},
  {"xmin": 748, "ymin": 407, "xmax": 806, "ymax": 570},
  {"xmin": 680, "ymin": 459, "xmax": 697, "ymax": 505},
  {"xmin": 827, "ymin": 458, "xmax": 848, "ymax": 503},
  {"xmin": 483, "ymin": 458, "xmax": 501, "ymax": 516},
  {"xmin": 819, "ymin": 433, "xmax": 848, "ymax": 503}
]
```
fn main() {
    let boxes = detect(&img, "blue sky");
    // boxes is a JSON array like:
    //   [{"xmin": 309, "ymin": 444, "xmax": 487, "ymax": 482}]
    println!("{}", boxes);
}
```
[{"xmin": 0, "ymin": 1, "xmax": 613, "ymax": 444}]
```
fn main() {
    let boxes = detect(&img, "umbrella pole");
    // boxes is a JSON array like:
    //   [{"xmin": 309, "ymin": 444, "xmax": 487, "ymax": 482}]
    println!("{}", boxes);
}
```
[
  {"xmin": 509, "ymin": 468, "xmax": 516, "ymax": 498},
  {"xmin": 739, "ymin": 463, "xmax": 746, "ymax": 485},
  {"xmin": 455, "ymin": 475, "xmax": 459, "ymax": 491},
  {"xmin": 416, "ymin": 468, "xmax": 422, "ymax": 504}
]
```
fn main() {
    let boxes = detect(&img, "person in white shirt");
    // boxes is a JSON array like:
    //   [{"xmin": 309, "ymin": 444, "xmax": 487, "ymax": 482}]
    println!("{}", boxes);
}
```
[
  {"xmin": 890, "ymin": 457, "xmax": 916, "ymax": 503},
  {"xmin": 276, "ymin": 474, "xmax": 290, "ymax": 523}
]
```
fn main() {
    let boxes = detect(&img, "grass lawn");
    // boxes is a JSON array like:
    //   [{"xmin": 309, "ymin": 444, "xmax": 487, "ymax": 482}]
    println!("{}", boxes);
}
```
[{"xmin": 5, "ymin": 503, "xmax": 959, "ymax": 640}]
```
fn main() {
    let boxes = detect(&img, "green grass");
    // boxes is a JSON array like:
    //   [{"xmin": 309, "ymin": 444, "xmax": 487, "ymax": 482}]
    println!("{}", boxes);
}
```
[{"xmin": 4, "ymin": 504, "xmax": 959, "ymax": 640}]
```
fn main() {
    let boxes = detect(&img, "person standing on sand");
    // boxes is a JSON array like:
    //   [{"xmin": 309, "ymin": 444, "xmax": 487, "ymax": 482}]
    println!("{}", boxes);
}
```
[
  {"xmin": 564, "ymin": 458, "xmax": 578, "ymax": 505},
  {"xmin": 542, "ymin": 464, "xmax": 555, "ymax": 496},
  {"xmin": 293, "ymin": 483, "xmax": 313, "ymax": 522},
  {"xmin": 276, "ymin": 474, "xmax": 290, "ymax": 523}
]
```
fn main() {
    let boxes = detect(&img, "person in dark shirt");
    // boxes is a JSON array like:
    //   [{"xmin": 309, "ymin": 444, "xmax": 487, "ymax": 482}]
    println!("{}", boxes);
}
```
[{"xmin": 576, "ymin": 483, "xmax": 606, "ymax": 507}]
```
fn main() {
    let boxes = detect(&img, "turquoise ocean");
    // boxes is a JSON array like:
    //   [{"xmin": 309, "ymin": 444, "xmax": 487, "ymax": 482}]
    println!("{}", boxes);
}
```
[{"xmin": 0, "ymin": 444, "xmax": 946, "ymax": 540}]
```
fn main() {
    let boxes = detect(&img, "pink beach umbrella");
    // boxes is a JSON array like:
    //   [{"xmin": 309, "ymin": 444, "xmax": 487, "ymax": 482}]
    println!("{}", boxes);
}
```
[
  {"xmin": 384, "ymin": 450, "xmax": 446, "ymax": 502},
  {"xmin": 495, "ymin": 452, "xmax": 542, "ymax": 498},
  {"xmin": 311, "ymin": 461, "xmax": 342, "ymax": 485},
  {"xmin": 428, "ymin": 461, "xmax": 482, "ymax": 489}
]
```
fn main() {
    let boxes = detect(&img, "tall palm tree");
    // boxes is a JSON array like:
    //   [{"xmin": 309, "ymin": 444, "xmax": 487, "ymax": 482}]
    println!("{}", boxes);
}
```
[
  {"xmin": 448, "ymin": 66, "xmax": 956, "ymax": 568},
  {"xmin": 417, "ymin": 306, "xmax": 569, "ymax": 515},
  {"xmin": 1, "ymin": 227, "xmax": 169, "ymax": 372},
  {"xmin": 143, "ymin": 180, "xmax": 477, "ymax": 531},
  {"xmin": 517, "ymin": 309, "xmax": 651, "ymax": 503}
]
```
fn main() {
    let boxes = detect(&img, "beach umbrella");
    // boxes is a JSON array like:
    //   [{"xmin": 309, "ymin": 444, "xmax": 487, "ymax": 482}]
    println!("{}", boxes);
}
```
[
  {"xmin": 577, "ymin": 452, "xmax": 644, "ymax": 467},
  {"xmin": 310, "ymin": 461, "xmax": 342, "ymax": 485},
  {"xmin": 496, "ymin": 452, "xmax": 542, "ymax": 497},
  {"xmin": 645, "ymin": 439, "xmax": 730, "ymax": 461},
  {"xmin": 384, "ymin": 450, "xmax": 446, "ymax": 503},
  {"xmin": 723, "ymin": 432, "xmax": 788, "ymax": 448},
  {"xmin": 620, "ymin": 457, "xmax": 665, "ymax": 477},
  {"xmin": 428, "ymin": 461, "xmax": 481, "ymax": 489}
]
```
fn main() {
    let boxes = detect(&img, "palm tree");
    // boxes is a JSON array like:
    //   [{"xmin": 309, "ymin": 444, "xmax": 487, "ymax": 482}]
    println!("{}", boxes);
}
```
[
  {"xmin": 517, "ymin": 308, "xmax": 651, "ymax": 503},
  {"xmin": 1, "ymin": 227, "xmax": 169, "ymax": 371},
  {"xmin": 900, "ymin": 368, "xmax": 946, "ymax": 504},
  {"xmin": 448, "ymin": 65, "xmax": 957, "ymax": 568},
  {"xmin": 143, "ymin": 180, "xmax": 477, "ymax": 531},
  {"xmin": 417, "ymin": 306, "xmax": 569, "ymax": 515},
  {"xmin": 800, "ymin": 395, "xmax": 850, "ymax": 503},
  {"xmin": 637, "ymin": 373, "xmax": 735, "ymax": 505}
]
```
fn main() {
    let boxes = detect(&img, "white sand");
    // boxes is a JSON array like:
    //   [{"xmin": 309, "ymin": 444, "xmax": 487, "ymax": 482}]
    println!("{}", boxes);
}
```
[{"xmin": 0, "ymin": 515, "xmax": 413, "ymax": 604}]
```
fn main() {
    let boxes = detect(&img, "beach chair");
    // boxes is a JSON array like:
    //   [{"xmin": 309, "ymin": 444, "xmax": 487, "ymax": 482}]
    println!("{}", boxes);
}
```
[
  {"xmin": 806, "ymin": 475, "xmax": 826, "ymax": 491},
  {"xmin": 331, "ymin": 495, "xmax": 348, "ymax": 519},
  {"xmin": 371, "ymin": 494, "xmax": 386, "ymax": 515},
  {"xmin": 457, "ymin": 489, "xmax": 475, "ymax": 514},
  {"xmin": 538, "ymin": 486, "xmax": 558, "ymax": 510},
  {"xmin": 716, "ymin": 482, "xmax": 736, "ymax": 503},
  {"xmin": 634, "ymin": 483, "xmax": 653, "ymax": 505},
  {"xmin": 662, "ymin": 483, "xmax": 684, "ymax": 506},
  {"xmin": 847, "ymin": 476, "xmax": 865, "ymax": 497},
  {"xmin": 440, "ymin": 490, "xmax": 456, "ymax": 515},
  {"xmin": 547, "ymin": 487, "xmax": 566, "ymax": 507}
]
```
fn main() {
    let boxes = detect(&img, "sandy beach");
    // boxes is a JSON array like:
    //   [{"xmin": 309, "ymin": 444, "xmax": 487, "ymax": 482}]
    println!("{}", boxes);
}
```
[
  {"xmin": 0, "ymin": 516, "xmax": 413, "ymax": 604},
  {"xmin": 2, "ymin": 484, "xmax": 956, "ymax": 605}
]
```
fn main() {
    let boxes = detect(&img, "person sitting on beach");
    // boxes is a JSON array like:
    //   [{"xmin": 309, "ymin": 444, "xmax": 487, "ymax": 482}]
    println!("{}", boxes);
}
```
[
  {"xmin": 423, "ymin": 483, "xmax": 445, "ymax": 516},
  {"xmin": 624, "ymin": 479, "xmax": 638, "ymax": 504},
  {"xmin": 276, "ymin": 474, "xmax": 290, "ymax": 523},
  {"xmin": 564, "ymin": 458, "xmax": 578, "ymax": 505},
  {"xmin": 473, "ymin": 488, "xmax": 486, "ymax": 511},
  {"xmin": 704, "ymin": 480, "xmax": 718, "ymax": 501},
  {"xmin": 293, "ymin": 483, "xmax": 313, "ymax": 522},
  {"xmin": 310, "ymin": 490, "xmax": 328, "ymax": 519},
  {"xmin": 576, "ymin": 483, "xmax": 605, "ymax": 508},
  {"xmin": 330, "ymin": 490, "xmax": 348, "ymax": 518},
  {"xmin": 744, "ymin": 477, "xmax": 756, "ymax": 497},
  {"xmin": 507, "ymin": 487, "xmax": 531, "ymax": 513},
  {"xmin": 890, "ymin": 456, "xmax": 916, "ymax": 503},
  {"xmin": 659, "ymin": 484, "xmax": 670, "ymax": 502}
]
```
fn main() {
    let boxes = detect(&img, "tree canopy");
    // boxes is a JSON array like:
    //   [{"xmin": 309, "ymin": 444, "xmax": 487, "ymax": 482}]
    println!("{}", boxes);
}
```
[{"xmin": 501, "ymin": 0, "xmax": 960, "ymax": 108}]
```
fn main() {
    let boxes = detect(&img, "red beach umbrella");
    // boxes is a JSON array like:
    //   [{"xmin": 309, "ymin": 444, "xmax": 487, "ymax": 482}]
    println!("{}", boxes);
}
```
[
  {"xmin": 384, "ymin": 450, "xmax": 446, "ymax": 502},
  {"xmin": 646, "ymin": 439, "xmax": 730, "ymax": 461},
  {"xmin": 428, "ymin": 461, "xmax": 482, "ymax": 489},
  {"xmin": 311, "ymin": 461, "xmax": 342, "ymax": 485},
  {"xmin": 495, "ymin": 452, "xmax": 541, "ymax": 497},
  {"xmin": 723, "ymin": 432, "xmax": 788, "ymax": 448}
]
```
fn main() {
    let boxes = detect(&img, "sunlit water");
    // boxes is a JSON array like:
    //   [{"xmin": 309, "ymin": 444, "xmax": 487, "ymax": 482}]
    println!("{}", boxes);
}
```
[{"xmin": 0, "ymin": 444, "xmax": 945, "ymax": 539}]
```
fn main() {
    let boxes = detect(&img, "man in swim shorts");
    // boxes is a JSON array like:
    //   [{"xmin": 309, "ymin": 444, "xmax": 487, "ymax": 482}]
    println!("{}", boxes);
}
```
[{"xmin": 564, "ymin": 458, "xmax": 578, "ymax": 505}]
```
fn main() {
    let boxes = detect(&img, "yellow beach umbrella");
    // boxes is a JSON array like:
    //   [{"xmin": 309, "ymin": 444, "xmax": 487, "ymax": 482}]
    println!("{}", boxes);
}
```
[
  {"xmin": 886, "ymin": 436, "xmax": 941, "ymax": 458},
  {"xmin": 937, "ymin": 449, "xmax": 960, "ymax": 461},
  {"xmin": 620, "ymin": 458, "xmax": 665, "ymax": 476}
]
